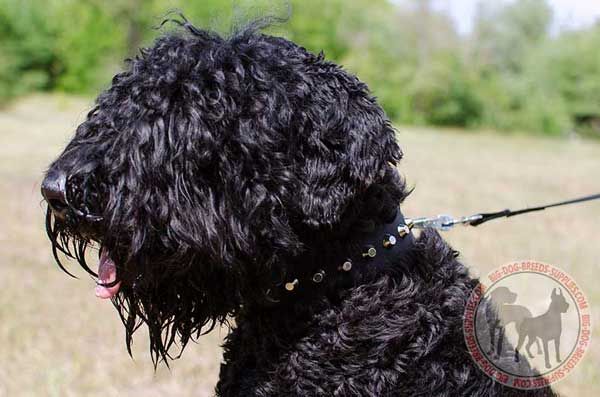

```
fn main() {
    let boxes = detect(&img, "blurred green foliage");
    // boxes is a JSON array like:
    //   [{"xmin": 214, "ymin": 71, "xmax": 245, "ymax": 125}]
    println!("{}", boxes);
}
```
[{"xmin": 1, "ymin": 0, "xmax": 599, "ymax": 137}]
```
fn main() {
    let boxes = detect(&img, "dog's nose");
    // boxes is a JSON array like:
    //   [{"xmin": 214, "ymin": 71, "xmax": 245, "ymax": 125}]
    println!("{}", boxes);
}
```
[{"xmin": 41, "ymin": 169, "xmax": 69, "ymax": 219}]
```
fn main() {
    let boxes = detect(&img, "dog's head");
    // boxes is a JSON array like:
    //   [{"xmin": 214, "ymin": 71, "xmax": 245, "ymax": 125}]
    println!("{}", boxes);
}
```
[
  {"xmin": 41, "ymin": 20, "xmax": 405, "ymax": 362},
  {"xmin": 489, "ymin": 286, "xmax": 518, "ymax": 305}
]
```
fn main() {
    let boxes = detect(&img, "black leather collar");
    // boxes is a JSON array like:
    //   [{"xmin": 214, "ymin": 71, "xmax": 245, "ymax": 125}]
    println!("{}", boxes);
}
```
[
  {"xmin": 276, "ymin": 208, "xmax": 417, "ymax": 300},
  {"xmin": 343, "ymin": 207, "xmax": 415, "ymax": 273}
]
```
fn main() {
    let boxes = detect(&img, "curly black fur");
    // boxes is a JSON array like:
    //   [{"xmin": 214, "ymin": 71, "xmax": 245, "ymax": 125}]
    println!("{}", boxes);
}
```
[{"xmin": 42, "ymin": 18, "xmax": 556, "ymax": 396}]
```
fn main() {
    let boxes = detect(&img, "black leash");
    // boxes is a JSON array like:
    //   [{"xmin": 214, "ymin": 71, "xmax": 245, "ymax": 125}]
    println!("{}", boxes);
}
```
[{"xmin": 409, "ymin": 193, "xmax": 600, "ymax": 231}]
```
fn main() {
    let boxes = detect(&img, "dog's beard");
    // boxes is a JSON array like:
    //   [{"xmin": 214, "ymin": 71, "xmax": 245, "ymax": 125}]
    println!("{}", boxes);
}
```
[
  {"xmin": 44, "ymin": 206, "xmax": 121, "ymax": 299},
  {"xmin": 110, "ymin": 254, "xmax": 237, "ymax": 365},
  {"xmin": 45, "ymin": 207, "xmax": 100, "ymax": 279},
  {"xmin": 45, "ymin": 206, "xmax": 238, "ymax": 364}
]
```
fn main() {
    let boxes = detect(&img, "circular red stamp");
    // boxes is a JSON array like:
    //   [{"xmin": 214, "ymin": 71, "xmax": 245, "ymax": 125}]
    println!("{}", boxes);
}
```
[{"xmin": 463, "ymin": 260, "xmax": 592, "ymax": 389}]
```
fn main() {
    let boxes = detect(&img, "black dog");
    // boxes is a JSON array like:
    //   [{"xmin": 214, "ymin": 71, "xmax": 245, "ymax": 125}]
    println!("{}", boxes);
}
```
[{"xmin": 41, "ymin": 19, "xmax": 556, "ymax": 396}]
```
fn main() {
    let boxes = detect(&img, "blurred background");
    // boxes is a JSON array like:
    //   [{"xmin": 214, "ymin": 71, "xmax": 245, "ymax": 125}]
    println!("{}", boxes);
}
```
[
  {"xmin": 3, "ymin": 0, "xmax": 600, "ymax": 137},
  {"xmin": 0, "ymin": 0, "xmax": 599, "ymax": 396}
]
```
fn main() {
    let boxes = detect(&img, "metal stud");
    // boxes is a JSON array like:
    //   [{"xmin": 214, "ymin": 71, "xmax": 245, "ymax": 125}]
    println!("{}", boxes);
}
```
[
  {"xmin": 285, "ymin": 279, "xmax": 299, "ymax": 291},
  {"xmin": 397, "ymin": 224, "xmax": 411, "ymax": 238},
  {"xmin": 341, "ymin": 260, "xmax": 352, "ymax": 272},
  {"xmin": 383, "ymin": 234, "xmax": 397, "ymax": 248},
  {"xmin": 312, "ymin": 270, "xmax": 325, "ymax": 283},
  {"xmin": 362, "ymin": 245, "xmax": 377, "ymax": 258}
]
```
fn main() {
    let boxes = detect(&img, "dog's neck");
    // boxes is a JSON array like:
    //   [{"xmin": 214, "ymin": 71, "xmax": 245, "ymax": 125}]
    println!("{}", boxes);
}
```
[{"xmin": 264, "ymin": 207, "xmax": 419, "ymax": 305}]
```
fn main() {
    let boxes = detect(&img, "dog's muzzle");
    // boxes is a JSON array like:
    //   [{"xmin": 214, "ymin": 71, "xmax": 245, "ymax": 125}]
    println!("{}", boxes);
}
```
[
  {"xmin": 42, "ymin": 169, "xmax": 119, "ymax": 299},
  {"xmin": 41, "ymin": 169, "xmax": 103, "ymax": 223}
]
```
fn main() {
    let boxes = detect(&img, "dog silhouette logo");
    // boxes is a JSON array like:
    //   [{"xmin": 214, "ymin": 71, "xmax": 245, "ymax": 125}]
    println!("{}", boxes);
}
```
[
  {"xmin": 486, "ymin": 286, "xmax": 540, "ymax": 360},
  {"xmin": 464, "ymin": 261, "xmax": 592, "ymax": 389},
  {"xmin": 514, "ymin": 288, "xmax": 570, "ymax": 369}
]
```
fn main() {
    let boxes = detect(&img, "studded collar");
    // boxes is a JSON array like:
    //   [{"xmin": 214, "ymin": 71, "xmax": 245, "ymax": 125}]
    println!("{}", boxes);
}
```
[{"xmin": 280, "ymin": 208, "xmax": 417, "ymax": 296}]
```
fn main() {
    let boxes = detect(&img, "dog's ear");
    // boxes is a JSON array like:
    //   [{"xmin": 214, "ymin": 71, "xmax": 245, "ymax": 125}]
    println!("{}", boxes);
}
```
[{"xmin": 294, "ymin": 71, "xmax": 402, "ymax": 228}]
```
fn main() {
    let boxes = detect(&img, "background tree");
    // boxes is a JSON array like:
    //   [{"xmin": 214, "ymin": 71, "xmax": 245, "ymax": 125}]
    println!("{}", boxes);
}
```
[{"xmin": 0, "ymin": 0, "xmax": 598, "ymax": 137}]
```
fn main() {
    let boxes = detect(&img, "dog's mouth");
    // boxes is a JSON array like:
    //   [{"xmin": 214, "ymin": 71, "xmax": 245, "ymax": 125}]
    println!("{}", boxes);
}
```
[
  {"xmin": 43, "ymin": 174, "xmax": 121, "ymax": 299},
  {"xmin": 95, "ymin": 248, "xmax": 121, "ymax": 299}
]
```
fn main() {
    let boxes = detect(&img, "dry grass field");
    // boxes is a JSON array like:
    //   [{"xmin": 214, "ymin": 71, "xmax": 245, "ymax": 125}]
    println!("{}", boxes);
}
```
[{"xmin": 1, "ymin": 95, "xmax": 599, "ymax": 396}]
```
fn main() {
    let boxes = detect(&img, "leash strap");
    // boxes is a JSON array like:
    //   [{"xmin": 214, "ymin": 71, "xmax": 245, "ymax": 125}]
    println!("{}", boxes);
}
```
[{"xmin": 409, "ymin": 193, "xmax": 600, "ymax": 231}]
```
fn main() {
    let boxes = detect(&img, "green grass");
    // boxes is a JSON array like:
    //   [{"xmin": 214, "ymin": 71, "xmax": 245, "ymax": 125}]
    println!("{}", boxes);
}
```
[{"xmin": 1, "ymin": 95, "xmax": 599, "ymax": 396}]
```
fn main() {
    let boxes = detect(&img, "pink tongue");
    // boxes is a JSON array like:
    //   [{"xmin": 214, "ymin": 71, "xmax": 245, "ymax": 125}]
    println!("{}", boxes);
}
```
[{"xmin": 95, "ymin": 249, "xmax": 121, "ymax": 299}]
